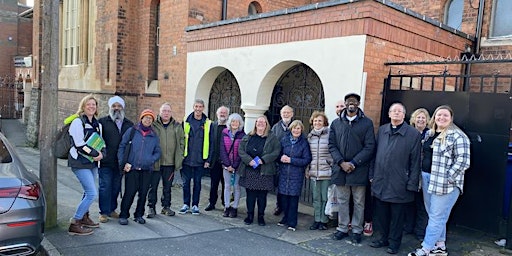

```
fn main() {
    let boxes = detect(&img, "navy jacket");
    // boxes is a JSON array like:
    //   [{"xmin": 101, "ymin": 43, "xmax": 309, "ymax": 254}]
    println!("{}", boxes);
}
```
[
  {"xmin": 118, "ymin": 124, "xmax": 161, "ymax": 171},
  {"xmin": 278, "ymin": 133, "xmax": 312, "ymax": 196}
]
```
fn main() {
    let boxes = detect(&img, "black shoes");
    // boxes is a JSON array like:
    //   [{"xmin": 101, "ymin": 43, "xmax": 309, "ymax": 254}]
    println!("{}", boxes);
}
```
[
  {"xmin": 310, "ymin": 222, "xmax": 320, "ymax": 230},
  {"xmin": 244, "ymin": 215, "xmax": 253, "ymax": 225},
  {"xmin": 332, "ymin": 231, "xmax": 349, "ymax": 240},
  {"xmin": 273, "ymin": 207, "xmax": 282, "ymax": 216},
  {"xmin": 351, "ymin": 233, "xmax": 362, "ymax": 244},
  {"xmin": 258, "ymin": 215, "xmax": 266, "ymax": 226},
  {"xmin": 370, "ymin": 240, "xmax": 390, "ymax": 248},
  {"xmin": 223, "ymin": 207, "xmax": 231, "ymax": 217},
  {"xmin": 134, "ymin": 217, "xmax": 146, "ymax": 224},
  {"xmin": 386, "ymin": 247, "xmax": 398, "ymax": 254},
  {"xmin": 229, "ymin": 208, "xmax": 237, "ymax": 218},
  {"xmin": 318, "ymin": 222, "xmax": 328, "ymax": 230},
  {"xmin": 205, "ymin": 204, "xmax": 215, "ymax": 211}
]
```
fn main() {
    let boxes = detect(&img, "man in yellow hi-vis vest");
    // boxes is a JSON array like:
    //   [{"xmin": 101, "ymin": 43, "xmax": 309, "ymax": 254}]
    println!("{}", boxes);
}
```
[{"xmin": 178, "ymin": 99, "xmax": 213, "ymax": 215}]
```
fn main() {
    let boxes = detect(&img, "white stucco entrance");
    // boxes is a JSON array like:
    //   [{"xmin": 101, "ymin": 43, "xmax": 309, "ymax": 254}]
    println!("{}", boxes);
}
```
[{"xmin": 186, "ymin": 35, "xmax": 367, "ymax": 131}]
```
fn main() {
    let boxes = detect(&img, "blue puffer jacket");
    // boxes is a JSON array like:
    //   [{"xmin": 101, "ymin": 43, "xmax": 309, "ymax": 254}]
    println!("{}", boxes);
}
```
[
  {"xmin": 118, "ymin": 124, "xmax": 161, "ymax": 171},
  {"xmin": 278, "ymin": 133, "xmax": 312, "ymax": 196}
]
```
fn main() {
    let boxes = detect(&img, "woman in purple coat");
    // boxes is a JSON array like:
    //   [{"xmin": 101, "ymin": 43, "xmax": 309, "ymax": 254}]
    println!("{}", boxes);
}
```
[
  {"xmin": 277, "ymin": 120, "xmax": 312, "ymax": 231},
  {"xmin": 219, "ymin": 113, "xmax": 246, "ymax": 218}
]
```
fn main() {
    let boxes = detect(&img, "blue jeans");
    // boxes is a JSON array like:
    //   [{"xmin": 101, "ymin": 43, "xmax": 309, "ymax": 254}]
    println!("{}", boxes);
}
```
[
  {"xmin": 421, "ymin": 171, "xmax": 460, "ymax": 250},
  {"xmin": 98, "ymin": 167, "xmax": 122, "ymax": 215},
  {"xmin": 181, "ymin": 165, "xmax": 205, "ymax": 207},
  {"xmin": 72, "ymin": 168, "xmax": 98, "ymax": 220}
]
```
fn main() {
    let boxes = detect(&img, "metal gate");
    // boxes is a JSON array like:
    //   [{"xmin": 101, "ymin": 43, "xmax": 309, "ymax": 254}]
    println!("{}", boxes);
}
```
[
  {"xmin": 266, "ymin": 63, "xmax": 325, "ymax": 205},
  {"xmin": 382, "ymin": 57, "xmax": 512, "ymax": 235},
  {"xmin": 0, "ymin": 76, "xmax": 24, "ymax": 120},
  {"xmin": 208, "ymin": 70, "xmax": 243, "ymax": 119}
]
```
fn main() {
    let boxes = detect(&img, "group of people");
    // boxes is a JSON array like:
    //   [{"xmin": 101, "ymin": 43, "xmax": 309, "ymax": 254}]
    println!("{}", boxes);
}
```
[{"xmin": 65, "ymin": 93, "xmax": 471, "ymax": 256}]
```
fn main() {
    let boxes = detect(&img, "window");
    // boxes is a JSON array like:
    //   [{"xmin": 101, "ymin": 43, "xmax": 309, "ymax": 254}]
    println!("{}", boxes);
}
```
[
  {"xmin": 248, "ymin": 1, "xmax": 262, "ymax": 16},
  {"xmin": 491, "ymin": 0, "xmax": 512, "ymax": 37},
  {"xmin": 444, "ymin": 0, "xmax": 463, "ymax": 30},
  {"xmin": 62, "ymin": 0, "xmax": 80, "ymax": 65}
]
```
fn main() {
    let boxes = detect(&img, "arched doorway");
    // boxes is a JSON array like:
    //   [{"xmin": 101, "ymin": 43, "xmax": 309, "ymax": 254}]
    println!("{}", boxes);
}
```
[
  {"xmin": 266, "ymin": 63, "xmax": 325, "ymax": 131},
  {"xmin": 266, "ymin": 63, "xmax": 325, "ymax": 205},
  {"xmin": 208, "ymin": 69, "xmax": 243, "ymax": 120}
]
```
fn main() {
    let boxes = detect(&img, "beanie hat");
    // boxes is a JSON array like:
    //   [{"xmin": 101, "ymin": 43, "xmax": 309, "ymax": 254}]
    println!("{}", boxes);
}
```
[
  {"xmin": 140, "ymin": 109, "xmax": 156, "ymax": 121},
  {"xmin": 108, "ymin": 96, "xmax": 125, "ymax": 109}
]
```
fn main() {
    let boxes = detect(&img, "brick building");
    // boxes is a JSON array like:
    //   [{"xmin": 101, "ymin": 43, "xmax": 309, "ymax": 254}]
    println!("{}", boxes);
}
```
[
  {"xmin": 0, "ymin": 0, "xmax": 32, "ymax": 76},
  {"xmin": 26, "ymin": 0, "xmax": 512, "ymax": 235}
]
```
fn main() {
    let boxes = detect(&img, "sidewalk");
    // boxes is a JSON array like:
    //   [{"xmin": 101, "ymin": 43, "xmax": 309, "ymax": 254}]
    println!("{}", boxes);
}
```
[{"xmin": 1, "ymin": 119, "xmax": 509, "ymax": 256}]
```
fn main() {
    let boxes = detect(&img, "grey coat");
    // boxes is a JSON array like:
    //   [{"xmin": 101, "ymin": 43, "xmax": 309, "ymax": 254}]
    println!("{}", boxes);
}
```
[{"xmin": 370, "ymin": 122, "xmax": 421, "ymax": 203}]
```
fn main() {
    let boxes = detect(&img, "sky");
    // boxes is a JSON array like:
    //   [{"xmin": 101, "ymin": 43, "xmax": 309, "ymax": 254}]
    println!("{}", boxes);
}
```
[{"xmin": 26, "ymin": 0, "xmax": 34, "ymax": 7}]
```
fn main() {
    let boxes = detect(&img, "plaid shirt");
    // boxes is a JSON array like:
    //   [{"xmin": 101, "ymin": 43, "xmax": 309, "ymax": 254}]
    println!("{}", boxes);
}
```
[{"xmin": 427, "ymin": 128, "xmax": 470, "ymax": 195}]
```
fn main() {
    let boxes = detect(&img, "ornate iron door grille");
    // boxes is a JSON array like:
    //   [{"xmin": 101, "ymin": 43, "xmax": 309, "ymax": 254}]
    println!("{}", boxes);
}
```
[
  {"xmin": 266, "ymin": 63, "xmax": 325, "ymax": 205},
  {"xmin": 208, "ymin": 70, "xmax": 243, "ymax": 121}
]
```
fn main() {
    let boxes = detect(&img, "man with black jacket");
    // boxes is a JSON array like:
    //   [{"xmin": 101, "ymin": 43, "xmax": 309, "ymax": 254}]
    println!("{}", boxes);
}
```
[
  {"xmin": 329, "ymin": 93, "xmax": 375, "ymax": 244},
  {"xmin": 205, "ymin": 106, "xmax": 229, "ymax": 211},
  {"xmin": 98, "ymin": 96, "xmax": 134, "ymax": 223}
]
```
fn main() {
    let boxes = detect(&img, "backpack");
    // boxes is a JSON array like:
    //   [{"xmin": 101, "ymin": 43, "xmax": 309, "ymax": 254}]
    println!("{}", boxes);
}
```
[{"xmin": 54, "ymin": 115, "xmax": 85, "ymax": 159}]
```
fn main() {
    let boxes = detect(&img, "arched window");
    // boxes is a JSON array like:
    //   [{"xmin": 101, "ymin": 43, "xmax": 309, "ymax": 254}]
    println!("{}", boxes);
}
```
[
  {"xmin": 490, "ymin": 0, "xmax": 512, "ymax": 37},
  {"xmin": 444, "ymin": 0, "xmax": 463, "ymax": 30},
  {"xmin": 248, "ymin": 1, "xmax": 262, "ymax": 16},
  {"xmin": 62, "ymin": 0, "xmax": 80, "ymax": 65}
]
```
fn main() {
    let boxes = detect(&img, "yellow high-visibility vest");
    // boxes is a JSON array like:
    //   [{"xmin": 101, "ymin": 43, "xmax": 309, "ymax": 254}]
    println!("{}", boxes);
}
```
[{"xmin": 183, "ymin": 118, "xmax": 211, "ymax": 160}]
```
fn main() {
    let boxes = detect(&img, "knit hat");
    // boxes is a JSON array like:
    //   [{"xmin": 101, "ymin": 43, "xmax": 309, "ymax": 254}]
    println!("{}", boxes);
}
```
[
  {"xmin": 140, "ymin": 109, "xmax": 156, "ymax": 121},
  {"xmin": 108, "ymin": 96, "xmax": 125, "ymax": 109}
]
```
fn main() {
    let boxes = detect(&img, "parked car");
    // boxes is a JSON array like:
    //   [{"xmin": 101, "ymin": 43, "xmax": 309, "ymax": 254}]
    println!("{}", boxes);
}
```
[{"xmin": 0, "ymin": 132, "xmax": 46, "ymax": 255}]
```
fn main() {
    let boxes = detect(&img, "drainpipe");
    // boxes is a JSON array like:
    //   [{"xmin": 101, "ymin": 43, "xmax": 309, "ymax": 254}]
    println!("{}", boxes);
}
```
[
  {"xmin": 463, "ymin": 0, "xmax": 485, "ymax": 91},
  {"xmin": 222, "ymin": 0, "xmax": 227, "ymax": 20},
  {"xmin": 474, "ymin": 0, "xmax": 485, "ymax": 55}
]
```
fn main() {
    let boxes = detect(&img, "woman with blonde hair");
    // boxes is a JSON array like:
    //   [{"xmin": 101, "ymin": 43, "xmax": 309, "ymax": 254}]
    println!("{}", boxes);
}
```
[
  {"xmin": 67, "ymin": 94, "xmax": 105, "ymax": 235},
  {"xmin": 409, "ymin": 105, "xmax": 470, "ymax": 256},
  {"xmin": 306, "ymin": 111, "xmax": 332, "ymax": 230},
  {"xmin": 277, "ymin": 120, "xmax": 312, "ymax": 231},
  {"xmin": 238, "ymin": 116, "xmax": 281, "ymax": 226}
]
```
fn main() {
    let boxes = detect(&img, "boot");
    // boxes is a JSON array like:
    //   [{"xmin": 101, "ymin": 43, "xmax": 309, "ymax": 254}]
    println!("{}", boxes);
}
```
[
  {"xmin": 229, "ymin": 208, "xmax": 237, "ymax": 218},
  {"xmin": 244, "ymin": 213, "xmax": 254, "ymax": 225},
  {"xmin": 223, "ymin": 207, "xmax": 231, "ymax": 217},
  {"xmin": 258, "ymin": 215, "xmax": 266, "ymax": 226},
  {"xmin": 81, "ymin": 212, "xmax": 100, "ymax": 228},
  {"xmin": 68, "ymin": 218, "xmax": 93, "ymax": 236}
]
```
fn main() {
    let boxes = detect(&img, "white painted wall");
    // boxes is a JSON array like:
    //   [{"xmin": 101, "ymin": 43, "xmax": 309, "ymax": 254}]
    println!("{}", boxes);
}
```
[{"xmin": 186, "ymin": 35, "xmax": 367, "ymax": 131}]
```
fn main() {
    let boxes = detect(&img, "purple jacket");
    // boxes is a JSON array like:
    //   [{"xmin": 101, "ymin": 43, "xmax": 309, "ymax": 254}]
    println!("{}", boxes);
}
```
[{"xmin": 219, "ymin": 128, "xmax": 246, "ymax": 169}]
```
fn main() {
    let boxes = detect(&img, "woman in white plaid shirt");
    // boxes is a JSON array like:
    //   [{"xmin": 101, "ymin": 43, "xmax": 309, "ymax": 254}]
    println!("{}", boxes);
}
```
[{"xmin": 409, "ymin": 105, "xmax": 471, "ymax": 256}]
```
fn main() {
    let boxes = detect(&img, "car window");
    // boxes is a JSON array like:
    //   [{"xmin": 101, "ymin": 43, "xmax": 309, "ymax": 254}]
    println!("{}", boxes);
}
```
[{"xmin": 0, "ymin": 139, "xmax": 12, "ymax": 164}]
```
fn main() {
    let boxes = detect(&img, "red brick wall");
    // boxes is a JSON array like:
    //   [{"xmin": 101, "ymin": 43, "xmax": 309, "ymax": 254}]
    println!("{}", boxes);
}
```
[
  {"xmin": 0, "ymin": 1, "xmax": 19, "ymax": 75},
  {"xmin": 186, "ymin": 0, "xmax": 471, "ymax": 126}
]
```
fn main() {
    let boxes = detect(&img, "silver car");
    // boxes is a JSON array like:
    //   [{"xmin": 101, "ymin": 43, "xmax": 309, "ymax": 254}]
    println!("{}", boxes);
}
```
[{"xmin": 0, "ymin": 132, "xmax": 46, "ymax": 255}]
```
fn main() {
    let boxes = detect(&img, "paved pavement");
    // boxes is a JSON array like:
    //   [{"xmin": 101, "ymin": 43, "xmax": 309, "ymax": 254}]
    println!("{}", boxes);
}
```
[{"xmin": 1, "ymin": 119, "xmax": 509, "ymax": 255}]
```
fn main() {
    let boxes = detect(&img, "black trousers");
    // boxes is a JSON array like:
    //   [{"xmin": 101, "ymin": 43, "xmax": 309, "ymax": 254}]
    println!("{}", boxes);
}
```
[
  {"xmin": 209, "ymin": 161, "xmax": 225, "ymax": 206},
  {"xmin": 246, "ymin": 189, "xmax": 268, "ymax": 216},
  {"xmin": 403, "ymin": 190, "xmax": 428, "ymax": 237},
  {"xmin": 147, "ymin": 165, "xmax": 175, "ymax": 209},
  {"xmin": 374, "ymin": 198, "xmax": 406, "ymax": 250},
  {"xmin": 364, "ymin": 187, "xmax": 374, "ymax": 222},
  {"xmin": 120, "ymin": 170, "xmax": 152, "ymax": 219}
]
